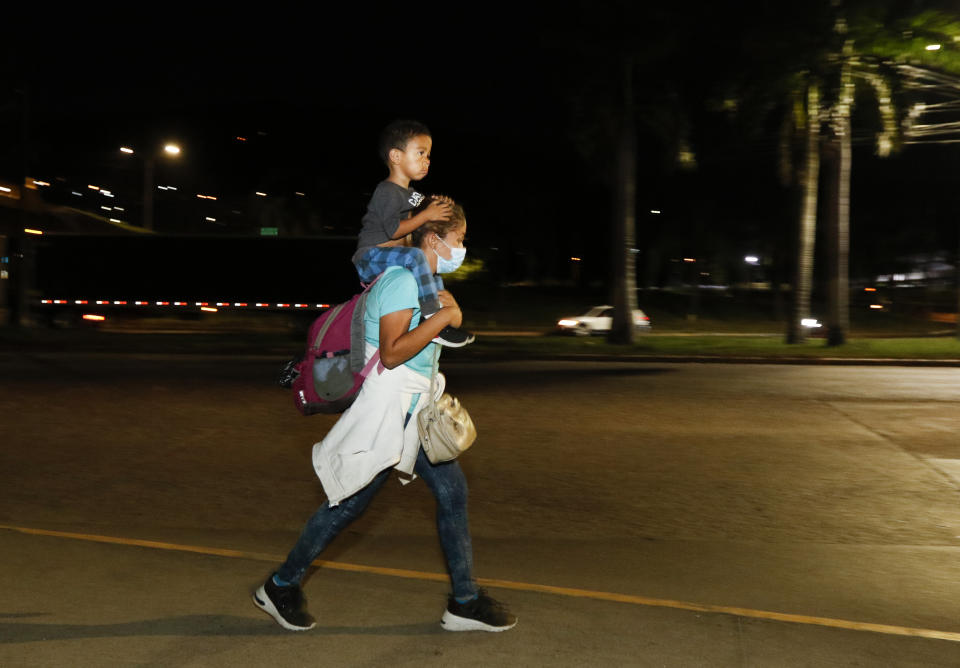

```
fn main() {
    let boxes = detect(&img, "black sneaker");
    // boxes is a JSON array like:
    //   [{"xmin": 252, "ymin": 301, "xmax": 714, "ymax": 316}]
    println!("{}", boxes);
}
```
[
  {"xmin": 440, "ymin": 589, "xmax": 517, "ymax": 632},
  {"xmin": 253, "ymin": 576, "xmax": 316, "ymax": 631},
  {"xmin": 432, "ymin": 325, "xmax": 476, "ymax": 348}
]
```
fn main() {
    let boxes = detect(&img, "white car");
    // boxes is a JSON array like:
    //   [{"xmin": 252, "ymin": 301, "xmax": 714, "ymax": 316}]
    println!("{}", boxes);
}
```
[{"xmin": 557, "ymin": 305, "xmax": 652, "ymax": 336}]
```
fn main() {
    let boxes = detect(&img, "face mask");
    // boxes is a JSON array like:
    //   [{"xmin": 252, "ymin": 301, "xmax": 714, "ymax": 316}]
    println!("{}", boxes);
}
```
[{"xmin": 435, "ymin": 235, "xmax": 466, "ymax": 273}]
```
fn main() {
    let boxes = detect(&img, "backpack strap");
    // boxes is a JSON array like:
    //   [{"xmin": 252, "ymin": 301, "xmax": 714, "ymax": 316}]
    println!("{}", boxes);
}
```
[
  {"xmin": 349, "ymin": 272, "xmax": 385, "ymax": 373},
  {"xmin": 360, "ymin": 348, "xmax": 381, "ymax": 377}
]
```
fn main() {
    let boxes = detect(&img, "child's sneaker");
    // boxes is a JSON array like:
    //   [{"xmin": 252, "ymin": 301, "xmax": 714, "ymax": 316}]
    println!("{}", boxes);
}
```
[
  {"xmin": 253, "ymin": 576, "xmax": 316, "ymax": 631},
  {"xmin": 433, "ymin": 325, "xmax": 475, "ymax": 347},
  {"xmin": 440, "ymin": 589, "xmax": 517, "ymax": 632}
]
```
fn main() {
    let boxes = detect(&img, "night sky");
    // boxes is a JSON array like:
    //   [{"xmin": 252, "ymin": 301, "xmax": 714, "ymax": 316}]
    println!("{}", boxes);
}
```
[{"xmin": 3, "ymin": 3, "xmax": 959, "ymax": 291}]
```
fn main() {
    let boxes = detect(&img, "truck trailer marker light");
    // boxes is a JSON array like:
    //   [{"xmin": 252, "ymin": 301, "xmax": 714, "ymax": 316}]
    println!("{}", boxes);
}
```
[
  {"xmin": 41, "ymin": 299, "xmax": 52, "ymax": 304},
  {"xmin": 82, "ymin": 314, "xmax": 106, "ymax": 321},
  {"xmin": 156, "ymin": 301, "xmax": 170, "ymax": 306},
  {"xmin": 317, "ymin": 304, "xmax": 330, "ymax": 308},
  {"xmin": 295, "ymin": 303, "xmax": 307, "ymax": 308},
  {"xmin": 113, "ymin": 300, "xmax": 127, "ymax": 305},
  {"xmin": 234, "ymin": 302, "xmax": 248, "ymax": 307},
  {"xmin": 75, "ymin": 300, "xmax": 88, "ymax": 305},
  {"xmin": 216, "ymin": 302, "xmax": 229, "ymax": 307},
  {"xmin": 135, "ymin": 301, "xmax": 148, "ymax": 305},
  {"xmin": 97, "ymin": 300, "xmax": 109, "ymax": 305},
  {"xmin": 54, "ymin": 300, "xmax": 67, "ymax": 304},
  {"xmin": 277, "ymin": 303, "xmax": 290, "ymax": 308},
  {"xmin": 256, "ymin": 303, "xmax": 268, "ymax": 307},
  {"xmin": 174, "ymin": 301, "xmax": 187, "ymax": 306}
]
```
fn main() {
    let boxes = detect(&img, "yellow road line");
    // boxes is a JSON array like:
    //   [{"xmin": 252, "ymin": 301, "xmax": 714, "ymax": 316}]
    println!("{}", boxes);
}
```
[{"xmin": 4, "ymin": 523, "xmax": 960, "ymax": 643}]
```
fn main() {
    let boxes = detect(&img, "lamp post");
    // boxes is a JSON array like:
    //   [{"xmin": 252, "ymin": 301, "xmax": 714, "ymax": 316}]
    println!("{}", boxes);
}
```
[{"xmin": 121, "ymin": 143, "xmax": 181, "ymax": 231}]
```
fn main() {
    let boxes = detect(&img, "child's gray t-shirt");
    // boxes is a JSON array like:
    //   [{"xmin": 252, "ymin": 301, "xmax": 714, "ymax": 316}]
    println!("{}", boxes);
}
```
[{"xmin": 353, "ymin": 181, "xmax": 425, "ymax": 261}]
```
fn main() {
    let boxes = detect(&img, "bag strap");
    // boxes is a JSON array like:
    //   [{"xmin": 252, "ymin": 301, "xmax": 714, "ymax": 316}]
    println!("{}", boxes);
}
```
[{"xmin": 423, "ymin": 345, "xmax": 441, "ymax": 416}]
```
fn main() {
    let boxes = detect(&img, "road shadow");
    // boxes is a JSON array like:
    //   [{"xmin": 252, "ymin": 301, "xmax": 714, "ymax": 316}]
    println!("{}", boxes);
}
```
[{"xmin": 0, "ymin": 614, "xmax": 439, "ymax": 643}]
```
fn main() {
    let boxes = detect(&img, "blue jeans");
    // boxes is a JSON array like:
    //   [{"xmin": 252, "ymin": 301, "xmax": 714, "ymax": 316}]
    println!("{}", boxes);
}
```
[
  {"xmin": 275, "ymin": 447, "xmax": 477, "ymax": 600},
  {"xmin": 354, "ymin": 246, "xmax": 444, "ymax": 315}
]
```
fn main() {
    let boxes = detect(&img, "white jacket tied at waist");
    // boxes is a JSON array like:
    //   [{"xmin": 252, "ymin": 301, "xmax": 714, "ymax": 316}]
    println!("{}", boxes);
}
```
[{"xmin": 313, "ymin": 343, "xmax": 444, "ymax": 506}]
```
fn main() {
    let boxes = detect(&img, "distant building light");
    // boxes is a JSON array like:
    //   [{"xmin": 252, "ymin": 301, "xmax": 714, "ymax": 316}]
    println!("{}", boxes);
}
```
[
  {"xmin": 197, "ymin": 194, "xmax": 217, "ymax": 200},
  {"xmin": 109, "ymin": 219, "xmax": 122, "ymax": 223},
  {"xmin": 236, "ymin": 136, "xmax": 247, "ymax": 141},
  {"xmin": 100, "ymin": 190, "xmax": 114, "ymax": 197},
  {"xmin": 255, "ymin": 191, "xmax": 267, "ymax": 197},
  {"xmin": 120, "ymin": 147, "xmax": 134, "ymax": 154},
  {"xmin": 864, "ymin": 287, "xmax": 876, "ymax": 292},
  {"xmin": 33, "ymin": 180, "xmax": 50, "ymax": 187},
  {"xmin": 87, "ymin": 185, "xmax": 100, "ymax": 190},
  {"xmin": 744, "ymin": 255, "xmax": 759, "ymax": 264},
  {"xmin": 71, "ymin": 191, "xmax": 83, "ymax": 197},
  {"xmin": 570, "ymin": 257, "xmax": 581, "ymax": 262},
  {"xmin": 926, "ymin": 44, "xmax": 942, "ymax": 51},
  {"xmin": 205, "ymin": 217, "xmax": 216, "ymax": 222},
  {"xmin": 683, "ymin": 257, "xmax": 696, "ymax": 263},
  {"xmin": 101, "ymin": 206, "xmax": 112, "ymax": 211},
  {"xmin": 114, "ymin": 206, "xmax": 124, "ymax": 211},
  {"xmin": 650, "ymin": 210, "xmax": 661, "ymax": 214},
  {"xmin": 295, "ymin": 191, "xmax": 305, "ymax": 196},
  {"xmin": 0, "ymin": 186, "xmax": 11, "ymax": 193},
  {"xmin": 164, "ymin": 144, "xmax": 181, "ymax": 155},
  {"xmin": 24, "ymin": 228, "xmax": 43, "ymax": 235},
  {"xmin": 869, "ymin": 304, "xmax": 884, "ymax": 310},
  {"xmin": 801, "ymin": 318, "xmax": 822, "ymax": 328}
]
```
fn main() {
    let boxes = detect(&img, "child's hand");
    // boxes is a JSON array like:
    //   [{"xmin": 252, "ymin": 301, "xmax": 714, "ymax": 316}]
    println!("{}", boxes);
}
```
[
  {"xmin": 431, "ymin": 194, "xmax": 454, "ymax": 205},
  {"xmin": 423, "ymin": 198, "xmax": 452, "ymax": 221}
]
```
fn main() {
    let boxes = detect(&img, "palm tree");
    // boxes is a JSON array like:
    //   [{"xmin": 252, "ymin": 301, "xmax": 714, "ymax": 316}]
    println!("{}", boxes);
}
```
[
  {"xmin": 786, "ymin": 78, "xmax": 823, "ymax": 344},
  {"xmin": 820, "ymin": 0, "xmax": 960, "ymax": 345},
  {"xmin": 540, "ymin": 3, "xmax": 692, "ymax": 345}
]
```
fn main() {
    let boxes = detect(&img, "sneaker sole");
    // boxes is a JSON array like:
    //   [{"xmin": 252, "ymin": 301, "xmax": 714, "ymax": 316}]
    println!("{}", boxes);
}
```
[
  {"xmin": 252, "ymin": 585, "xmax": 316, "ymax": 631},
  {"xmin": 432, "ymin": 336, "xmax": 476, "ymax": 348},
  {"xmin": 440, "ymin": 609, "xmax": 517, "ymax": 632}
]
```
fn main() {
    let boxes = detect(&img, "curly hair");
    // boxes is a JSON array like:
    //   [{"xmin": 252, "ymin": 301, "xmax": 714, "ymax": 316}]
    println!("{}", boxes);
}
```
[
  {"xmin": 378, "ymin": 119, "xmax": 431, "ymax": 166},
  {"xmin": 410, "ymin": 199, "xmax": 466, "ymax": 249}
]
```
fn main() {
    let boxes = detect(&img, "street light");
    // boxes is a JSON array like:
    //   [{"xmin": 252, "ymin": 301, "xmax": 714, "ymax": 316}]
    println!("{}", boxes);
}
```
[{"xmin": 122, "ymin": 142, "xmax": 181, "ymax": 230}]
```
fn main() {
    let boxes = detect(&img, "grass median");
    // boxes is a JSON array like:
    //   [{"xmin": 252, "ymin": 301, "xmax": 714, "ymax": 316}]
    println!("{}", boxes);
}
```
[{"xmin": 450, "ymin": 331, "xmax": 960, "ymax": 362}]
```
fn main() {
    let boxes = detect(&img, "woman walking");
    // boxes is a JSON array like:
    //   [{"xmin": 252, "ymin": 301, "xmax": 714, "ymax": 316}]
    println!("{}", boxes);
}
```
[{"xmin": 253, "ymin": 201, "xmax": 516, "ymax": 633}]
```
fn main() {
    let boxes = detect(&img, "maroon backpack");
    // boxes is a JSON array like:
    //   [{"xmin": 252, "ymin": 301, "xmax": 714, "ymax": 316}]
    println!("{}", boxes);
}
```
[{"xmin": 284, "ymin": 275, "xmax": 382, "ymax": 415}]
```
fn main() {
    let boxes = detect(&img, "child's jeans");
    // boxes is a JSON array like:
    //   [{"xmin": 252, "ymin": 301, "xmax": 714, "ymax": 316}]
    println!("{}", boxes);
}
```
[{"xmin": 354, "ymin": 246, "xmax": 443, "ymax": 316}]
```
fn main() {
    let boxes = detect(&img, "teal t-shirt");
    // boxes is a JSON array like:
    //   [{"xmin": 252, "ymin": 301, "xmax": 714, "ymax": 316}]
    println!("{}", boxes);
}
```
[{"xmin": 363, "ymin": 266, "xmax": 437, "ymax": 378}]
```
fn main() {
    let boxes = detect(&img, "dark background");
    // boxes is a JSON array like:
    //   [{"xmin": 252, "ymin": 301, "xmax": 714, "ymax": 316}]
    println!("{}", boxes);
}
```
[{"xmin": 3, "ymin": 3, "xmax": 960, "ymax": 298}]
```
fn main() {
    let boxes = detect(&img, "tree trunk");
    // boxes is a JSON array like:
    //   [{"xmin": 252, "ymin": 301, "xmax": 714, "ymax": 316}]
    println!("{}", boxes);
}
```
[
  {"xmin": 827, "ymin": 40, "xmax": 854, "ymax": 347},
  {"xmin": 609, "ymin": 63, "xmax": 638, "ymax": 345},
  {"xmin": 787, "ymin": 82, "xmax": 820, "ymax": 344}
]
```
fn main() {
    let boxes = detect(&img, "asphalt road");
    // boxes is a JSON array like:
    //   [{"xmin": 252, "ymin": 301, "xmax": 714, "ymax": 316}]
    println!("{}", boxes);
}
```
[{"xmin": 2, "ymin": 353, "xmax": 960, "ymax": 666}]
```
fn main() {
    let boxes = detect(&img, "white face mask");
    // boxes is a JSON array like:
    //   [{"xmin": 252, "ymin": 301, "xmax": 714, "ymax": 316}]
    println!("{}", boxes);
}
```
[{"xmin": 434, "ymin": 234, "xmax": 466, "ymax": 273}]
